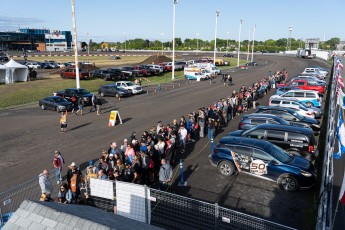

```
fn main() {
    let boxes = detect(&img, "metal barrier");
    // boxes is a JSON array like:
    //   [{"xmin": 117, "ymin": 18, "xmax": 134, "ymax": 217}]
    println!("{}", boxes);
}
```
[
  {"xmin": 315, "ymin": 56, "xmax": 338, "ymax": 230},
  {"xmin": 0, "ymin": 169, "xmax": 58, "ymax": 219}
]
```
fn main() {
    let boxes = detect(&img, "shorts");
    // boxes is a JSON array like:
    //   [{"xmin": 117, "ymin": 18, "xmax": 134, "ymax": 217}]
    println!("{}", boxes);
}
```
[
  {"xmin": 78, "ymin": 105, "xmax": 83, "ymax": 110},
  {"xmin": 61, "ymin": 123, "xmax": 67, "ymax": 128}
]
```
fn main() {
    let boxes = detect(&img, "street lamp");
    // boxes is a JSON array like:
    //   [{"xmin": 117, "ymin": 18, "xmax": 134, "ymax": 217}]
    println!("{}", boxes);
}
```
[
  {"xmin": 226, "ymin": 32, "xmax": 229, "ymax": 54},
  {"xmin": 123, "ymin": 32, "xmax": 127, "ymax": 54},
  {"xmin": 237, "ymin": 19, "xmax": 243, "ymax": 67},
  {"xmin": 247, "ymin": 28, "xmax": 251, "ymax": 61},
  {"xmin": 251, "ymin": 25, "xmax": 256, "ymax": 62},
  {"xmin": 288, "ymin": 26, "xmax": 292, "ymax": 51},
  {"xmin": 213, "ymin": 11, "xmax": 220, "ymax": 66},
  {"xmin": 172, "ymin": 0, "xmax": 179, "ymax": 80},
  {"xmin": 48, "ymin": 35, "xmax": 52, "ymax": 56},
  {"xmin": 160, "ymin": 32, "xmax": 164, "ymax": 55}
]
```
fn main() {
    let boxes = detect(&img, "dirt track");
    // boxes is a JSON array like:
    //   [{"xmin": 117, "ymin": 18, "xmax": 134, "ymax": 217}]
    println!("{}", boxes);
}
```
[{"xmin": 0, "ymin": 54, "xmax": 330, "ymax": 228}]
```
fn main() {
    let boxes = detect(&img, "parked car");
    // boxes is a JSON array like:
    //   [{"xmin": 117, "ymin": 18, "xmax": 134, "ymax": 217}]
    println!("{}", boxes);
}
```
[
  {"xmin": 90, "ymin": 69, "xmax": 119, "ymax": 81},
  {"xmin": 277, "ymin": 79, "xmax": 325, "ymax": 94},
  {"xmin": 291, "ymin": 76, "xmax": 326, "ymax": 85},
  {"xmin": 0, "ymin": 56, "xmax": 9, "ymax": 62},
  {"xmin": 271, "ymin": 89, "xmax": 322, "ymax": 107},
  {"xmin": 237, "ymin": 113, "xmax": 306, "ymax": 130},
  {"xmin": 98, "ymin": 84, "xmax": 131, "ymax": 98},
  {"xmin": 110, "ymin": 55, "xmax": 121, "ymax": 60},
  {"xmin": 209, "ymin": 136, "xmax": 317, "ymax": 192},
  {"xmin": 60, "ymin": 68, "xmax": 90, "ymax": 80},
  {"xmin": 146, "ymin": 64, "xmax": 163, "ymax": 74},
  {"xmin": 255, "ymin": 106, "xmax": 320, "ymax": 134},
  {"xmin": 39, "ymin": 96, "xmax": 74, "ymax": 112},
  {"xmin": 107, "ymin": 68, "xmax": 129, "ymax": 80},
  {"xmin": 121, "ymin": 66, "xmax": 144, "ymax": 77},
  {"xmin": 138, "ymin": 65, "xmax": 157, "ymax": 75},
  {"xmin": 133, "ymin": 66, "xmax": 154, "ymax": 76},
  {"xmin": 54, "ymin": 88, "xmax": 93, "ymax": 105},
  {"xmin": 115, "ymin": 81, "xmax": 143, "ymax": 94},
  {"xmin": 228, "ymin": 124, "xmax": 318, "ymax": 161},
  {"xmin": 223, "ymin": 53, "xmax": 234, "ymax": 57},
  {"xmin": 246, "ymin": 61, "xmax": 258, "ymax": 66},
  {"xmin": 302, "ymin": 68, "xmax": 327, "ymax": 78},
  {"xmin": 269, "ymin": 97, "xmax": 322, "ymax": 119},
  {"xmin": 275, "ymin": 86, "xmax": 302, "ymax": 96},
  {"xmin": 308, "ymin": 66, "xmax": 328, "ymax": 76},
  {"xmin": 26, "ymin": 62, "xmax": 41, "ymax": 69}
]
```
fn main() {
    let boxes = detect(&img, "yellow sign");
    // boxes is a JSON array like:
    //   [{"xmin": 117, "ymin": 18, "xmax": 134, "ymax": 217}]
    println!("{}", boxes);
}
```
[{"xmin": 108, "ymin": 110, "xmax": 122, "ymax": 127}]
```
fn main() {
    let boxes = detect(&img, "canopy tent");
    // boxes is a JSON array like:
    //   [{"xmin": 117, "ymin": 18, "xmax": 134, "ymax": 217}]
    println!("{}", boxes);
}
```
[{"xmin": 0, "ymin": 59, "xmax": 28, "ymax": 84}]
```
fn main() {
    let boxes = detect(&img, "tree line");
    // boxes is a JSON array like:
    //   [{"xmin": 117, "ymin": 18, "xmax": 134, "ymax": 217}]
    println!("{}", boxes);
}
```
[{"xmin": 83, "ymin": 37, "xmax": 341, "ymax": 52}]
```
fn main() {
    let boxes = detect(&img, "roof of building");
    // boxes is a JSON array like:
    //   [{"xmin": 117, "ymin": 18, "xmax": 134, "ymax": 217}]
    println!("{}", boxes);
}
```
[{"xmin": 3, "ymin": 200, "xmax": 163, "ymax": 230}]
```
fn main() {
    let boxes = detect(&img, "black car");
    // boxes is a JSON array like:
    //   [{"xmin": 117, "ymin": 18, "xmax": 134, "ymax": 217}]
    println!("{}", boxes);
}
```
[
  {"xmin": 209, "ymin": 136, "xmax": 317, "ymax": 192},
  {"xmin": 255, "ymin": 106, "xmax": 320, "ymax": 134},
  {"xmin": 228, "ymin": 124, "xmax": 318, "ymax": 161},
  {"xmin": 0, "ymin": 56, "xmax": 9, "ymax": 62},
  {"xmin": 39, "ymin": 96, "xmax": 74, "ymax": 112},
  {"xmin": 107, "ymin": 68, "xmax": 129, "ymax": 80},
  {"xmin": 246, "ymin": 61, "xmax": 258, "ymax": 66},
  {"xmin": 98, "ymin": 84, "xmax": 131, "ymax": 98},
  {"xmin": 223, "ymin": 53, "xmax": 234, "ymax": 57},
  {"xmin": 238, "ymin": 113, "xmax": 306, "ymax": 130}
]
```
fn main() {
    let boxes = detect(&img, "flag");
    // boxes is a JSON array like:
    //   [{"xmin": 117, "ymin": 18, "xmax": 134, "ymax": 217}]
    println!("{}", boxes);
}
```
[
  {"xmin": 339, "ymin": 170, "xmax": 345, "ymax": 206},
  {"xmin": 334, "ymin": 107, "xmax": 345, "ymax": 159},
  {"xmin": 337, "ymin": 76, "xmax": 344, "ymax": 89},
  {"xmin": 338, "ymin": 63, "xmax": 344, "ymax": 71}
]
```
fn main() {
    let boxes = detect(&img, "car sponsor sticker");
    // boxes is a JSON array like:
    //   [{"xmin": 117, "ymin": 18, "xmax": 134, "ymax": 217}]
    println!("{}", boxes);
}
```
[{"xmin": 250, "ymin": 159, "xmax": 267, "ymax": 175}]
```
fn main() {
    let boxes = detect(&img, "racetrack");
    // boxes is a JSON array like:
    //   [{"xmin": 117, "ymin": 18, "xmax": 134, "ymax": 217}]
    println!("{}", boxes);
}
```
[{"xmin": 0, "ymin": 54, "xmax": 330, "ymax": 228}]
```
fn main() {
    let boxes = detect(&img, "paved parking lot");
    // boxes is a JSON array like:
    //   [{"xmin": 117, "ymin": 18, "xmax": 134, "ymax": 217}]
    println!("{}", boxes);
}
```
[{"xmin": 0, "ymin": 55, "xmax": 330, "ymax": 229}]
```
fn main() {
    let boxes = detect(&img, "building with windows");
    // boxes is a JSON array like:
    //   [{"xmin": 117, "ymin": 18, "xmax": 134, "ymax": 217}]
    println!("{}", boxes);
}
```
[{"xmin": 0, "ymin": 28, "xmax": 72, "ymax": 52}]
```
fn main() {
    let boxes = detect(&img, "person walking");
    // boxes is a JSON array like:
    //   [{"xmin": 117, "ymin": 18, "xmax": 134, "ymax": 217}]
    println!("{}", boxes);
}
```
[
  {"xmin": 60, "ymin": 111, "xmax": 67, "ymax": 133},
  {"xmin": 96, "ymin": 96, "xmax": 102, "ymax": 115},
  {"xmin": 75, "ymin": 97, "xmax": 84, "ymax": 116},
  {"xmin": 39, "ymin": 169, "xmax": 53, "ymax": 201},
  {"xmin": 89, "ymin": 94, "xmax": 97, "ymax": 113}
]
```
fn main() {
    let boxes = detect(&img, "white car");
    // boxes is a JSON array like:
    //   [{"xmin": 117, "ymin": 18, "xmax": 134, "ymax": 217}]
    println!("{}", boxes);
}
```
[
  {"xmin": 146, "ymin": 64, "xmax": 163, "ymax": 73},
  {"xmin": 26, "ymin": 62, "xmax": 41, "ymax": 69},
  {"xmin": 270, "ymin": 103, "xmax": 315, "ymax": 119},
  {"xmin": 115, "ymin": 81, "xmax": 143, "ymax": 94}
]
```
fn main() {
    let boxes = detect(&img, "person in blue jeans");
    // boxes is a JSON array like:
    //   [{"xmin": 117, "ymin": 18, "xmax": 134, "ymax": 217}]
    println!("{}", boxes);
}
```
[{"xmin": 207, "ymin": 117, "xmax": 215, "ymax": 140}]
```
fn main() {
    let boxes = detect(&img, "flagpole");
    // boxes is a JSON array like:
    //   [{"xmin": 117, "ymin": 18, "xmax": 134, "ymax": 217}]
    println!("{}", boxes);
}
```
[{"xmin": 71, "ymin": 0, "xmax": 80, "ymax": 89}]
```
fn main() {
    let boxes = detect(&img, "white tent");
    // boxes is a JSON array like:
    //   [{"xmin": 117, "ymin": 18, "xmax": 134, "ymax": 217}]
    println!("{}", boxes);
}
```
[{"xmin": 0, "ymin": 59, "xmax": 28, "ymax": 84}]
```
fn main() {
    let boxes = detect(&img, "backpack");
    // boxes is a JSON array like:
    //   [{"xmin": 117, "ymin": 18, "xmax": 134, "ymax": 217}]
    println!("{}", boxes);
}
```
[{"xmin": 70, "ymin": 174, "xmax": 78, "ymax": 193}]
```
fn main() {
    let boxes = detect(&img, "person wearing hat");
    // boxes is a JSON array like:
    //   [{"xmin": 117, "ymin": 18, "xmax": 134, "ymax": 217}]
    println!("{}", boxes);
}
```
[
  {"xmin": 66, "ymin": 162, "xmax": 82, "ymax": 187},
  {"xmin": 108, "ymin": 154, "xmax": 116, "ymax": 170}
]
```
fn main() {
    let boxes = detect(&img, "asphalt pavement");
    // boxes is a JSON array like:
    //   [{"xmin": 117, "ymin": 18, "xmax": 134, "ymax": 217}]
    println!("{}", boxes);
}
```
[{"xmin": 0, "ymin": 54, "xmax": 330, "ymax": 229}]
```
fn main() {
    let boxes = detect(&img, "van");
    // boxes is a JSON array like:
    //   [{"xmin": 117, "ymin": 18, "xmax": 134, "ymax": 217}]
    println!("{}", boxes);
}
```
[{"xmin": 271, "ymin": 90, "xmax": 322, "ymax": 107}]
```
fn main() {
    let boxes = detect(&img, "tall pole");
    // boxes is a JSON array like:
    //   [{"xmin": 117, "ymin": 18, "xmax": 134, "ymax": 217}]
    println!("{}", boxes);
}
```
[
  {"xmin": 71, "ymin": 0, "xmax": 80, "ymax": 89},
  {"xmin": 226, "ymin": 32, "xmax": 229, "ymax": 54},
  {"xmin": 251, "ymin": 25, "xmax": 256, "ymax": 62},
  {"xmin": 247, "ymin": 28, "xmax": 251, "ymax": 61},
  {"xmin": 213, "ymin": 11, "xmax": 220, "ymax": 66},
  {"xmin": 237, "ymin": 19, "xmax": 243, "ymax": 67},
  {"xmin": 172, "ymin": 0, "xmax": 178, "ymax": 80},
  {"xmin": 288, "ymin": 26, "xmax": 292, "ymax": 51}
]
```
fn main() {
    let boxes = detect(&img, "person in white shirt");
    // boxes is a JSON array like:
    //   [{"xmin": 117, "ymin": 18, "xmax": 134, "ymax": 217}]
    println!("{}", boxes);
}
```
[{"xmin": 178, "ymin": 125, "xmax": 187, "ymax": 153}]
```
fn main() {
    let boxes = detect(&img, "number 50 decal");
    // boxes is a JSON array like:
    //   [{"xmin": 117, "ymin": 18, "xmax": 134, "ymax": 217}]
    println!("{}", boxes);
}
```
[{"xmin": 250, "ymin": 160, "xmax": 267, "ymax": 175}]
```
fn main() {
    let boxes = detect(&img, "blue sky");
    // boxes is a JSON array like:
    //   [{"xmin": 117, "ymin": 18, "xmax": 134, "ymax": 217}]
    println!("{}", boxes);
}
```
[{"xmin": 0, "ymin": 0, "xmax": 344, "ymax": 43}]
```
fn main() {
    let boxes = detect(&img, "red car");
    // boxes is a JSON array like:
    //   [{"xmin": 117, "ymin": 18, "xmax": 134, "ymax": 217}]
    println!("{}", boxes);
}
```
[
  {"xmin": 60, "ymin": 68, "xmax": 90, "ymax": 80},
  {"xmin": 277, "ymin": 79, "xmax": 325, "ymax": 94}
]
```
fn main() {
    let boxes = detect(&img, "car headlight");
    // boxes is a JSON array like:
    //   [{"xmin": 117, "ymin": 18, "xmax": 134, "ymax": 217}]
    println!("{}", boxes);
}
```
[{"xmin": 301, "ymin": 171, "xmax": 312, "ymax": 177}]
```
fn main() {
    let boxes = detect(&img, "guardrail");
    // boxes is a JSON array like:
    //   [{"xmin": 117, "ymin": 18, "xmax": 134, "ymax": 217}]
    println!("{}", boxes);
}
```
[{"xmin": 315, "ymin": 56, "xmax": 337, "ymax": 229}]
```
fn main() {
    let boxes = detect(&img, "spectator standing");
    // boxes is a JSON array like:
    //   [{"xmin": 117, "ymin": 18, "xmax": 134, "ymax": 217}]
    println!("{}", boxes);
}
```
[
  {"xmin": 178, "ymin": 125, "xmax": 187, "ymax": 153},
  {"xmin": 69, "ymin": 171, "xmax": 81, "ymax": 204},
  {"xmin": 207, "ymin": 117, "xmax": 215, "ymax": 140},
  {"xmin": 59, "ymin": 111, "xmax": 67, "ymax": 133},
  {"xmin": 53, "ymin": 151, "xmax": 63, "ymax": 184},
  {"xmin": 198, "ymin": 109, "xmax": 206, "ymax": 138},
  {"xmin": 159, "ymin": 158, "xmax": 173, "ymax": 192},
  {"xmin": 90, "ymin": 94, "xmax": 97, "ymax": 113},
  {"xmin": 39, "ymin": 169, "xmax": 53, "ymax": 201},
  {"xmin": 75, "ymin": 97, "xmax": 84, "ymax": 116},
  {"xmin": 96, "ymin": 96, "xmax": 102, "ymax": 115},
  {"xmin": 66, "ymin": 162, "xmax": 82, "ymax": 187}
]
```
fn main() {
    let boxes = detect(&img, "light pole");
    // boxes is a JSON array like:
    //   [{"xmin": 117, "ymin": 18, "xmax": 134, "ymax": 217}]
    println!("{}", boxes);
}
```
[
  {"xmin": 247, "ymin": 28, "xmax": 251, "ymax": 61},
  {"xmin": 213, "ymin": 11, "xmax": 220, "ymax": 66},
  {"xmin": 160, "ymin": 32, "xmax": 164, "ymax": 55},
  {"xmin": 288, "ymin": 26, "xmax": 292, "ymax": 51},
  {"xmin": 86, "ymin": 32, "xmax": 89, "ymax": 55},
  {"xmin": 196, "ymin": 32, "xmax": 199, "ymax": 55},
  {"xmin": 123, "ymin": 32, "xmax": 127, "ymax": 54},
  {"xmin": 172, "ymin": 0, "xmax": 178, "ymax": 80},
  {"xmin": 237, "ymin": 19, "xmax": 243, "ymax": 67},
  {"xmin": 48, "ymin": 35, "xmax": 51, "ymax": 56},
  {"xmin": 251, "ymin": 25, "xmax": 256, "ymax": 62},
  {"xmin": 71, "ymin": 0, "xmax": 80, "ymax": 89},
  {"xmin": 226, "ymin": 31, "xmax": 229, "ymax": 54}
]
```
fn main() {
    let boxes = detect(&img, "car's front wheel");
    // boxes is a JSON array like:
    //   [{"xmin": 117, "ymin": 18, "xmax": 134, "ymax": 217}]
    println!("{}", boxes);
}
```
[
  {"xmin": 217, "ymin": 161, "xmax": 234, "ymax": 176},
  {"xmin": 278, "ymin": 174, "xmax": 299, "ymax": 192}
]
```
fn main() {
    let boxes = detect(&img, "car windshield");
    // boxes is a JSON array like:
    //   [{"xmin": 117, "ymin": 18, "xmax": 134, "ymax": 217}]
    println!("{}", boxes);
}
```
[
  {"xmin": 269, "ymin": 144, "xmax": 292, "ymax": 163},
  {"xmin": 76, "ymin": 89, "xmax": 90, "ymax": 95},
  {"xmin": 126, "ymin": 82, "xmax": 134, "ymax": 86}
]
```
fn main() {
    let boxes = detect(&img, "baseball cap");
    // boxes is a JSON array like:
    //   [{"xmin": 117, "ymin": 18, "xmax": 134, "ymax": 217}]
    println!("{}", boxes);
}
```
[
  {"xmin": 109, "ymin": 154, "xmax": 114, "ymax": 157},
  {"xmin": 69, "ymin": 162, "xmax": 76, "ymax": 167},
  {"xmin": 88, "ymin": 160, "xmax": 94, "ymax": 167}
]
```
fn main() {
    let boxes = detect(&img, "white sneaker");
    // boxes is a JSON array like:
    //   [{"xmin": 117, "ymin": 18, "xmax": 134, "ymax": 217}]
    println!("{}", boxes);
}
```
[{"xmin": 57, "ymin": 181, "xmax": 60, "ymax": 184}]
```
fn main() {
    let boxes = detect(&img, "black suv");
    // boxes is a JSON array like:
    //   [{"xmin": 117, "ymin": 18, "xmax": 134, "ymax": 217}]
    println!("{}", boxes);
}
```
[
  {"xmin": 238, "ymin": 113, "xmax": 306, "ymax": 130},
  {"xmin": 228, "ymin": 124, "xmax": 318, "ymax": 161},
  {"xmin": 255, "ymin": 106, "xmax": 320, "ymax": 134}
]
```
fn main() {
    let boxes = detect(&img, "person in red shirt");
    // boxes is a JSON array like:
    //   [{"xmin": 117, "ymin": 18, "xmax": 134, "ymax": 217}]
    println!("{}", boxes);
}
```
[{"xmin": 53, "ymin": 151, "xmax": 63, "ymax": 184}]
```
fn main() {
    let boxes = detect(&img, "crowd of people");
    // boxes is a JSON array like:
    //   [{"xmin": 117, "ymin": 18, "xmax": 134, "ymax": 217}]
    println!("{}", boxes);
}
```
[{"xmin": 39, "ymin": 69, "xmax": 288, "ymax": 204}]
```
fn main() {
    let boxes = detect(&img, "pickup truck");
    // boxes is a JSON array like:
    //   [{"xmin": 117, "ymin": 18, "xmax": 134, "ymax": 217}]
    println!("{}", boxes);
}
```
[
  {"xmin": 121, "ymin": 66, "xmax": 145, "ymax": 78},
  {"xmin": 115, "ymin": 81, "xmax": 143, "ymax": 94},
  {"xmin": 54, "ymin": 88, "xmax": 93, "ymax": 105},
  {"xmin": 132, "ymin": 66, "xmax": 155, "ymax": 76},
  {"xmin": 107, "ymin": 68, "xmax": 129, "ymax": 80},
  {"xmin": 277, "ymin": 79, "xmax": 325, "ymax": 94},
  {"xmin": 60, "ymin": 68, "xmax": 90, "ymax": 80},
  {"xmin": 90, "ymin": 69, "xmax": 120, "ymax": 81}
]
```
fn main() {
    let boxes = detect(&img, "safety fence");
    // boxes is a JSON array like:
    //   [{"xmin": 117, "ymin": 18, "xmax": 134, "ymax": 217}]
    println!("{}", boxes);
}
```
[{"xmin": 315, "ymin": 56, "xmax": 338, "ymax": 229}]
